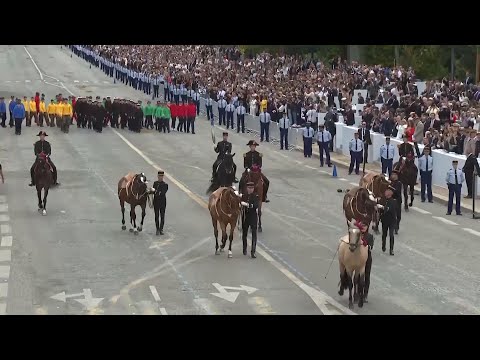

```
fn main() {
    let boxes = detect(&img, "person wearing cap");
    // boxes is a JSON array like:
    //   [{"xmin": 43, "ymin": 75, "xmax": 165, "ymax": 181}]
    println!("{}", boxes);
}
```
[
  {"xmin": 303, "ymin": 121, "xmax": 315, "ymax": 158},
  {"xmin": 414, "ymin": 142, "xmax": 433, "ymax": 203},
  {"xmin": 279, "ymin": 112, "xmax": 290, "ymax": 150},
  {"xmin": 389, "ymin": 170, "xmax": 402, "ymax": 234},
  {"xmin": 240, "ymin": 181, "xmax": 259, "ymax": 258},
  {"xmin": 212, "ymin": 132, "xmax": 237, "ymax": 182},
  {"xmin": 28, "ymin": 96, "xmax": 37, "ymax": 127},
  {"xmin": 0, "ymin": 97, "xmax": 6, "ymax": 128},
  {"xmin": 242, "ymin": 140, "xmax": 270, "ymax": 202},
  {"xmin": 380, "ymin": 187, "xmax": 397, "ymax": 255},
  {"xmin": 316, "ymin": 123, "xmax": 332, "ymax": 167},
  {"xmin": 259, "ymin": 108, "xmax": 271, "ymax": 142},
  {"xmin": 348, "ymin": 131, "xmax": 363, "ymax": 175},
  {"xmin": 380, "ymin": 136, "xmax": 395, "ymax": 176},
  {"xmin": 104, "ymin": 97, "xmax": 113, "ymax": 127},
  {"xmin": 225, "ymin": 100, "xmax": 235, "ymax": 130},
  {"xmin": 149, "ymin": 170, "xmax": 169, "ymax": 236},
  {"xmin": 358, "ymin": 121, "xmax": 372, "ymax": 163},
  {"xmin": 13, "ymin": 98, "xmax": 25, "ymax": 135},
  {"xmin": 236, "ymin": 100, "xmax": 246, "ymax": 134},
  {"xmin": 216, "ymin": 95, "xmax": 228, "ymax": 127},
  {"xmin": 462, "ymin": 151, "xmax": 480, "ymax": 199},
  {"xmin": 29, "ymin": 131, "xmax": 59, "ymax": 186},
  {"xmin": 445, "ymin": 160, "xmax": 465, "ymax": 216}
]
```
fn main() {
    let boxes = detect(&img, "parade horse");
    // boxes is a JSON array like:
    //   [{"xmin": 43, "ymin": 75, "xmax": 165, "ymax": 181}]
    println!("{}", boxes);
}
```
[
  {"xmin": 206, "ymin": 153, "xmax": 236, "ymax": 195},
  {"xmin": 117, "ymin": 172, "xmax": 152, "ymax": 235},
  {"xmin": 338, "ymin": 220, "xmax": 369, "ymax": 309},
  {"xmin": 208, "ymin": 186, "xmax": 242, "ymax": 258},
  {"xmin": 240, "ymin": 166, "xmax": 264, "ymax": 232},
  {"xmin": 343, "ymin": 187, "xmax": 383, "ymax": 232},
  {"xmin": 359, "ymin": 173, "xmax": 391, "ymax": 234},
  {"xmin": 393, "ymin": 157, "xmax": 417, "ymax": 211},
  {"xmin": 33, "ymin": 152, "xmax": 54, "ymax": 216}
]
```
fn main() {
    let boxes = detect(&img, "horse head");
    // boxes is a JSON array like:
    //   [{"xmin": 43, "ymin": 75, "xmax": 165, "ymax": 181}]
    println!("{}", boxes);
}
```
[
  {"xmin": 346, "ymin": 221, "xmax": 362, "ymax": 252},
  {"xmin": 223, "ymin": 153, "xmax": 236, "ymax": 175},
  {"xmin": 134, "ymin": 173, "xmax": 149, "ymax": 198},
  {"xmin": 375, "ymin": 174, "xmax": 392, "ymax": 195}
]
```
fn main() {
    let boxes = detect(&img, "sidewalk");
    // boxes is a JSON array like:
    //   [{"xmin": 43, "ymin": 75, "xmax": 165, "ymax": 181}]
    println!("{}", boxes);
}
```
[{"xmin": 295, "ymin": 143, "xmax": 479, "ymax": 213}]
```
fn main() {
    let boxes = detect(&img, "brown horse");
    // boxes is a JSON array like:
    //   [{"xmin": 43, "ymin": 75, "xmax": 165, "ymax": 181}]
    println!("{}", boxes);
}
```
[
  {"xmin": 338, "ymin": 220, "xmax": 369, "ymax": 309},
  {"xmin": 343, "ymin": 187, "xmax": 382, "ymax": 231},
  {"xmin": 34, "ymin": 152, "xmax": 54, "ymax": 216},
  {"xmin": 393, "ymin": 157, "xmax": 417, "ymax": 211},
  {"xmin": 118, "ymin": 172, "xmax": 152, "ymax": 235},
  {"xmin": 208, "ymin": 186, "xmax": 242, "ymax": 258},
  {"xmin": 359, "ymin": 173, "xmax": 391, "ymax": 233},
  {"xmin": 240, "ymin": 168, "xmax": 264, "ymax": 232}
]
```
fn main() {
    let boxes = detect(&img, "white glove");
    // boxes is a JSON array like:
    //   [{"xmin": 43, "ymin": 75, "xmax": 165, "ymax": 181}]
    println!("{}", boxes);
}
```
[
  {"xmin": 241, "ymin": 201, "xmax": 248, "ymax": 207},
  {"xmin": 376, "ymin": 204, "xmax": 384, "ymax": 210}
]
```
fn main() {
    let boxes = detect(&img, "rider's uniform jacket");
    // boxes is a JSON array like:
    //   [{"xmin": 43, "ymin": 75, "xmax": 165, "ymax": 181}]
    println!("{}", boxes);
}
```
[
  {"xmin": 34, "ymin": 140, "xmax": 51, "ymax": 156},
  {"xmin": 215, "ymin": 140, "xmax": 232, "ymax": 159},
  {"xmin": 244, "ymin": 150, "xmax": 262, "ymax": 169}
]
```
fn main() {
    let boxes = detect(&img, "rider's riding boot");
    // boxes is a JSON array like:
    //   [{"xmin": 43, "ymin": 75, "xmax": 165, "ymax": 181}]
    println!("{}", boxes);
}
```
[
  {"xmin": 160, "ymin": 229, "xmax": 164, "ymax": 235},
  {"xmin": 156, "ymin": 228, "xmax": 160, "ymax": 236}
]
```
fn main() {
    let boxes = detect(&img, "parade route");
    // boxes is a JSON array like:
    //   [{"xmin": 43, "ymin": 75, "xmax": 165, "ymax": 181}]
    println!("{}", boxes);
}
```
[{"xmin": 0, "ymin": 45, "xmax": 479, "ymax": 315}]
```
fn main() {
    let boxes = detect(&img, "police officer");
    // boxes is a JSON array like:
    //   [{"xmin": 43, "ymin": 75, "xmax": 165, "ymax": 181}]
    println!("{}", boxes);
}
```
[
  {"xmin": 349, "ymin": 131, "xmax": 363, "ymax": 175},
  {"xmin": 414, "ymin": 142, "xmax": 433, "ymax": 203},
  {"xmin": 29, "ymin": 131, "xmax": 59, "ymax": 186},
  {"xmin": 236, "ymin": 100, "xmax": 246, "ymax": 133},
  {"xmin": 173, "ymin": 84, "xmax": 180, "ymax": 105},
  {"xmin": 180, "ymin": 84, "xmax": 188, "ymax": 103},
  {"xmin": 212, "ymin": 132, "xmax": 237, "ymax": 182},
  {"xmin": 446, "ymin": 160, "xmax": 465, "ymax": 216},
  {"xmin": 278, "ymin": 112, "xmax": 290, "ymax": 150},
  {"xmin": 150, "ymin": 170, "xmax": 169, "ymax": 235},
  {"xmin": 381, "ymin": 187, "xmax": 397, "ymax": 255},
  {"xmin": 380, "ymin": 137, "xmax": 395, "ymax": 176},
  {"xmin": 242, "ymin": 140, "xmax": 270, "ymax": 203},
  {"xmin": 302, "ymin": 121, "xmax": 315, "ymax": 157},
  {"xmin": 259, "ymin": 109, "xmax": 271, "ymax": 142},
  {"xmin": 316, "ymin": 124, "xmax": 332, "ymax": 166},
  {"xmin": 205, "ymin": 94, "xmax": 214, "ymax": 122},
  {"xmin": 217, "ymin": 96, "xmax": 227, "ymax": 126},
  {"xmin": 153, "ymin": 76, "xmax": 160, "ymax": 98},
  {"xmin": 390, "ymin": 170, "xmax": 402, "ymax": 234},
  {"xmin": 191, "ymin": 88, "xmax": 200, "ymax": 116},
  {"xmin": 241, "ymin": 182, "xmax": 259, "ymax": 258},
  {"xmin": 226, "ymin": 101, "xmax": 235, "ymax": 130}
]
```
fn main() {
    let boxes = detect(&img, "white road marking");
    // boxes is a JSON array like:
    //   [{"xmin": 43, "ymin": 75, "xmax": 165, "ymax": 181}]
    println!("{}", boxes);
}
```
[
  {"xmin": 339, "ymin": 178, "xmax": 348, "ymax": 182},
  {"xmin": 349, "ymin": 182, "xmax": 358, "ymax": 186},
  {"xmin": 149, "ymin": 285, "xmax": 161, "ymax": 302},
  {"xmin": 0, "ymin": 250, "xmax": 11, "ymax": 262},
  {"xmin": 194, "ymin": 298, "xmax": 217, "ymax": 315},
  {"xmin": 159, "ymin": 307, "xmax": 168, "ymax": 315},
  {"xmin": 319, "ymin": 170, "xmax": 329, "ymax": 174},
  {"xmin": 5, "ymin": 81, "xmax": 10, "ymax": 83},
  {"xmin": 15, "ymin": 81, "xmax": 19, "ymax": 83},
  {"xmin": 1, "ymin": 236, "xmax": 12, "ymax": 247},
  {"xmin": 432, "ymin": 216, "xmax": 458, "ymax": 226},
  {"xmin": 25, "ymin": 80, "xmax": 31, "ymax": 83},
  {"xmin": 0, "ymin": 204, "xmax": 8, "ymax": 212},
  {"xmin": 463, "ymin": 228, "xmax": 480, "ymax": 237},
  {"xmin": 305, "ymin": 165, "xmax": 316, "ymax": 170},
  {"xmin": 0, "ymin": 215, "xmax": 9, "ymax": 222},
  {"xmin": 83, "ymin": 80, "xmax": 89, "ymax": 83},
  {"xmin": 410, "ymin": 206, "xmax": 432, "ymax": 215},
  {"xmin": 0, "ymin": 303, "xmax": 5, "ymax": 315},
  {"xmin": 295, "ymin": 160, "xmax": 302, "ymax": 164},
  {"xmin": 248, "ymin": 296, "xmax": 276, "ymax": 314},
  {"xmin": 73, "ymin": 80, "xmax": 79, "ymax": 83},
  {"xmin": 0, "ymin": 283, "xmax": 7, "ymax": 298},
  {"xmin": 110, "ymin": 128, "xmax": 355, "ymax": 315},
  {"xmin": 23, "ymin": 46, "xmax": 44, "ymax": 80},
  {"xmin": 0, "ymin": 196, "xmax": 5, "ymax": 204},
  {"xmin": 0, "ymin": 266, "xmax": 10, "ymax": 279},
  {"xmin": 103, "ymin": 81, "xmax": 110, "ymax": 84},
  {"xmin": 0, "ymin": 225, "xmax": 11, "ymax": 235}
]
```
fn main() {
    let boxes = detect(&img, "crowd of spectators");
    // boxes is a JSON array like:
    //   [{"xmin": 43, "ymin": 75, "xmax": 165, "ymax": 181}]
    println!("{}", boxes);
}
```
[{"xmin": 85, "ymin": 45, "xmax": 480, "ymax": 156}]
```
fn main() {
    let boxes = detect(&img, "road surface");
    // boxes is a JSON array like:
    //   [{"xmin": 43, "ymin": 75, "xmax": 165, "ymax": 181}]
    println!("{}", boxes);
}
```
[{"xmin": 0, "ymin": 45, "xmax": 479, "ymax": 315}]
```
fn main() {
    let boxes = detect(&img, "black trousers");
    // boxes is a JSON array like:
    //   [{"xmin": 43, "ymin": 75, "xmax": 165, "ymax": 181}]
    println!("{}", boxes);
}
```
[
  {"xmin": 465, "ymin": 170, "xmax": 474, "ymax": 197},
  {"xmin": 237, "ymin": 114, "xmax": 245, "ymax": 133},
  {"xmin": 381, "ymin": 219, "xmax": 395, "ymax": 251},
  {"xmin": 242, "ymin": 219, "xmax": 257, "ymax": 254},
  {"xmin": 364, "ymin": 248, "xmax": 372, "ymax": 297},
  {"xmin": 154, "ymin": 203, "xmax": 166, "ymax": 231},
  {"xmin": 14, "ymin": 118, "xmax": 22, "ymax": 134},
  {"xmin": 218, "ymin": 108, "xmax": 226, "ymax": 126},
  {"xmin": 0, "ymin": 113, "xmax": 6, "ymax": 127},
  {"xmin": 226, "ymin": 111, "xmax": 234, "ymax": 129},
  {"xmin": 395, "ymin": 199, "xmax": 402, "ymax": 230},
  {"xmin": 153, "ymin": 85, "xmax": 159, "ymax": 98},
  {"xmin": 163, "ymin": 87, "xmax": 169, "ymax": 101},
  {"xmin": 187, "ymin": 117, "xmax": 195, "ymax": 133},
  {"xmin": 145, "ymin": 115, "xmax": 153, "ymax": 129},
  {"xmin": 9, "ymin": 111, "xmax": 14, "ymax": 127}
]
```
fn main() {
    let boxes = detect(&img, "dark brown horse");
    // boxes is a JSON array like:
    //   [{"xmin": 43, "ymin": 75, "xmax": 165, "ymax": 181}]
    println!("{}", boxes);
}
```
[
  {"xmin": 34, "ymin": 152, "xmax": 54, "ymax": 216},
  {"xmin": 240, "ymin": 167, "xmax": 264, "ymax": 232},
  {"xmin": 118, "ymin": 172, "xmax": 152, "ymax": 235},
  {"xmin": 393, "ymin": 157, "xmax": 417, "ymax": 211},
  {"xmin": 359, "ymin": 173, "xmax": 391, "ymax": 234},
  {"xmin": 208, "ymin": 186, "xmax": 242, "ymax": 258},
  {"xmin": 343, "ymin": 187, "xmax": 382, "ymax": 231}
]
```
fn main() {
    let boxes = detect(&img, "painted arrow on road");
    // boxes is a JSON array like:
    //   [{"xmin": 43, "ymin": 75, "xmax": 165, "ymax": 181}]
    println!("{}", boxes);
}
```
[
  {"xmin": 210, "ymin": 283, "xmax": 258, "ymax": 303},
  {"xmin": 50, "ymin": 289, "xmax": 104, "ymax": 310}
]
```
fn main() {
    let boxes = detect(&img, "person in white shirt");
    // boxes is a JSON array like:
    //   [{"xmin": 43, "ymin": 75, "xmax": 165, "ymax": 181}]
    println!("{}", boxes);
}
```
[
  {"xmin": 380, "ymin": 137, "xmax": 396, "ymax": 176},
  {"xmin": 278, "ymin": 112, "xmax": 290, "ymax": 150},
  {"xmin": 236, "ymin": 101, "xmax": 246, "ymax": 133},
  {"xmin": 303, "ymin": 121, "xmax": 315, "ymax": 158},
  {"xmin": 348, "ymin": 132, "xmax": 364, "ymax": 175},
  {"xmin": 316, "ymin": 124, "xmax": 332, "ymax": 167},
  {"xmin": 259, "ymin": 109, "xmax": 271, "ymax": 142}
]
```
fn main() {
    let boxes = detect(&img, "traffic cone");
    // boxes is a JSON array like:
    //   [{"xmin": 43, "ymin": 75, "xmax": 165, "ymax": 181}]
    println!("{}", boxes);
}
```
[{"xmin": 332, "ymin": 164, "xmax": 337, "ymax": 177}]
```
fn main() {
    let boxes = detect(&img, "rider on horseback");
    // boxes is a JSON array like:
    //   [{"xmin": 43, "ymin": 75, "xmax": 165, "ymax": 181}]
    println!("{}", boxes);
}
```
[
  {"xmin": 29, "ymin": 131, "xmax": 59, "ymax": 186},
  {"xmin": 211, "ymin": 132, "xmax": 238, "ymax": 183},
  {"xmin": 240, "ymin": 140, "xmax": 270, "ymax": 203},
  {"xmin": 397, "ymin": 134, "xmax": 418, "ymax": 178}
]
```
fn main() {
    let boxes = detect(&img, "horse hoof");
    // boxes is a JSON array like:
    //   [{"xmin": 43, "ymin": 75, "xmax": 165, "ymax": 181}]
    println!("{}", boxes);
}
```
[
  {"xmin": 258, "ymin": 227, "xmax": 263, "ymax": 233},
  {"xmin": 220, "ymin": 248, "xmax": 225, "ymax": 252},
  {"xmin": 129, "ymin": 228, "xmax": 134, "ymax": 233},
  {"xmin": 405, "ymin": 208, "xmax": 409, "ymax": 212},
  {"xmin": 42, "ymin": 210, "xmax": 47, "ymax": 216},
  {"xmin": 408, "ymin": 203, "xmax": 413, "ymax": 207},
  {"xmin": 353, "ymin": 294, "xmax": 359, "ymax": 303},
  {"xmin": 338, "ymin": 290, "xmax": 344, "ymax": 296},
  {"xmin": 215, "ymin": 250, "xmax": 220, "ymax": 255},
  {"xmin": 137, "ymin": 227, "xmax": 142, "ymax": 232},
  {"xmin": 228, "ymin": 251, "xmax": 233, "ymax": 258},
  {"xmin": 348, "ymin": 302, "xmax": 354, "ymax": 309},
  {"xmin": 122, "ymin": 225, "xmax": 126, "ymax": 230},
  {"xmin": 38, "ymin": 208, "xmax": 42, "ymax": 212},
  {"xmin": 358, "ymin": 301, "xmax": 364, "ymax": 308},
  {"xmin": 134, "ymin": 230, "xmax": 138, "ymax": 235}
]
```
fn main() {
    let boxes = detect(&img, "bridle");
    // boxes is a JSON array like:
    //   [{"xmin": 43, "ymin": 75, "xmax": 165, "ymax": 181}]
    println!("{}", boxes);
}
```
[
  {"xmin": 124, "ymin": 174, "xmax": 148, "ymax": 201},
  {"xmin": 214, "ymin": 188, "xmax": 238, "ymax": 221}
]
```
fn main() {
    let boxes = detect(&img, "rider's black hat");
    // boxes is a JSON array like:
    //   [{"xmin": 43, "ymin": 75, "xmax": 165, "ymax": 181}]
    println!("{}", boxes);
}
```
[
  {"xmin": 37, "ymin": 131, "xmax": 48, "ymax": 136},
  {"xmin": 158, "ymin": 170, "xmax": 164, "ymax": 175},
  {"xmin": 247, "ymin": 140, "xmax": 259, "ymax": 146},
  {"xmin": 223, "ymin": 132, "xmax": 228, "ymax": 136},
  {"xmin": 246, "ymin": 182, "xmax": 255, "ymax": 187}
]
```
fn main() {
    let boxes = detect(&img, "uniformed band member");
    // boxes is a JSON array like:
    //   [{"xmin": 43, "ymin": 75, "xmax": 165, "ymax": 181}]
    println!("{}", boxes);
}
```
[
  {"xmin": 186, "ymin": 98, "xmax": 196, "ymax": 134},
  {"xmin": 150, "ymin": 170, "xmax": 168, "ymax": 235},
  {"xmin": 212, "ymin": 132, "xmax": 237, "ymax": 182},
  {"xmin": 380, "ymin": 137, "xmax": 395, "ymax": 176},
  {"xmin": 241, "ymin": 182, "xmax": 259, "ymax": 258},
  {"xmin": 414, "ymin": 142, "xmax": 433, "ymax": 202},
  {"xmin": 390, "ymin": 170, "xmax": 402, "ymax": 234},
  {"xmin": 205, "ymin": 95, "xmax": 214, "ymax": 123},
  {"xmin": 349, "ymin": 131, "xmax": 363, "ymax": 175},
  {"xmin": 29, "ymin": 131, "xmax": 59, "ymax": 186},
  {"xmin": 316, "ymin": 124, "xmax": 332, "ymax": 166},
  {"xmin": 191, "ymin": 89, "xmax": 200, "ymax": 116},
  {"xmin": 242, "ymin": 140, "xmax": 270, "ymax": 202},
  {"xmin": 303, "ymin": 121, "xmax": 315, "ymax": 157},
  {"xmin": 446, "ymin": 160, "xmax": 465, "ymax": 215},
  {"xmin": 463, "ymin": 149, "xmax": 480, "ymax": 199},
  {"xmin": 381, "ymin": 187, "xmax": 397, "ymax": 255},
  {"xmin": 236, "ymin": 101, "xmax": 246, "ymax": 133},
  {"xmin": 153, "ymin": 76, "xmax": 160, "ymax": 98}
]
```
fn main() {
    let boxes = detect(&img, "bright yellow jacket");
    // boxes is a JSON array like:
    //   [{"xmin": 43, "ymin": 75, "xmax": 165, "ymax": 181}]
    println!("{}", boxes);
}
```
[
  {"xmin": 39, "ymin": 101, "xmax": 47, "ymax": 113},
  {"xmin": 55, "ymin": 103, "xmax": 64, "ymax": 116},
  {"xmin": 47, "ymin": 103, "xmax": 56, "ymax": 115},
  {"xmin": 29, "ymin": 101, "xmax": 36, "ymax": 112},
  {"xmin": 62, "ymin": 103, "xmax": 73, "ymax": 116},
  {"xmin": 260, "ymin": 99, "xmax": 267, "ymax": 112},
  {"xmin": 22, "ymin": 100, "xmax": 29, "ymax": 112}
]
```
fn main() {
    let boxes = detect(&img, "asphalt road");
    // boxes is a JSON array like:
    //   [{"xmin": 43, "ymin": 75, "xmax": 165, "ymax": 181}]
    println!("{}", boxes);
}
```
[{"xmin": 0, "ymin": 45, "xmax": 479, "ymax": 315}]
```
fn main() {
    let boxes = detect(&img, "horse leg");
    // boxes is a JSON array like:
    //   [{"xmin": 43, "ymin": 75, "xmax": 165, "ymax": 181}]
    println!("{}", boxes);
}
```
[
  {"xmin": 137, "ymin": 203, "xmax": 146, "ymax": 232},
  {"xmin": 338, "ymin": 264, "xmax": 346, "ymax": 296},
  {"xmin": 130, "ymin": 205, "xmax": 138, "ymax": 234},
  {"xmin": 353, "ymin": 273, "xmax": 359, "ymax": 303},
  {"xmin": 257, "ymin": 207, "xmax": 262, "ymax": 233},
  {"xmin": 219, "ymin": 223, "xmax": 227, "ymax": 252},
  {"xmin": 358, "ymin": 272, "xmax": 365, "ymax": 308},
  {"xmin": 212, "ymin": 218, "xmax": 220, "ymax": 255},
  {"xmin": 42, "ymin": 187, "xmax": 49, "ymax": 216},
  {"xmin": 227, "ymin": 222, "xmax": 234, "ymax": 259},
  {"xmin": 37, "ymin": 188, "xmax": 43, "ymax": 210},
  {"xmin": 409, "ymin": 184, "xmax": 414, "ymax": 207},
  {"xmin": 403, "ymin": 183, "xmax": 409, "ymax": 211},
  {"xmin": 120, "ymin": 199, "xmax": 126, "ymax": 230},
  {"xmin": 347, "ymin": 272, "xmax": 354, "ymax": 309}
]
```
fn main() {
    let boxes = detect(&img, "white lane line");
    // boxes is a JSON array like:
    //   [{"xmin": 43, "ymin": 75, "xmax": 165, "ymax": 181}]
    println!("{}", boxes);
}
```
[
  {"xmin": 295, "ymin": 160, "xmax": 302, "ymax": 165},
  {"xmin": 1, "ymin": 236, "xmax": 12, "ymax": 247},
  {"xmin": 159, "ymin": 307, "xmax": 168, "ymax": 315},
  {"xmin": 23, "ymin": 46, "xmax": 44, "ymax": 80},
  {"xmin": 0, "ymin": 250, "xmax": 11, "ymax": 262},
  {"xmin": 305, "ymin": 165, "xmax": 316, "ymax": 170},
  {"xmin": 0, "ymin": 215, "xmax": 9, "ymax": 222},
  {"xmin": 0, "ymin": 304, "xmax": 5, "ymax": 315},
  {"xmin": 339, "ymin": 178, "xmax": 348, "ymax": 182},
  {"xmin": 5, "ymin": 81, "xmax": 11, "ymax": 83},
  {"xmin": 349, "ymin": 182, "xmax": 358, "ymax": 187},
  {"xmin": 432, "ymin": 216, "xmax": 458, "ymax": 226},
  {"xmin": 463, "ymin": 228, "xmax": 480, "ymax": 237},
  {"xmin": 73, "ymin": 80, "xmax": 79, "ymax": 83},
  {"xmin": 319, "ymin": 170, "xmax": 329, "ymax": 174},
  {"xmin": 149, "ymin": 285, "xmax": 161, "ymax": 302},
  {"xmin": 103, "ymin": 81, "xmax": 110, "ymax": 84},
  {"xmin": 0, "ymin": 196, "xmax": 5, "ymax": 203},
  {"xmin": 248, "ymin": 296, "xmax": 276, "ymax": 314},
  {"xmin": 15, "ymin": 81, "xmax": 19, "ymax": 83},
  {"xmin": 410, "ymin": 206, "xmax": 432, "ymax": 215},
  {"xmin": 0, "ymin": 283, "xmax": 7, "ymax": 298},
  {"xmin": 0, "ymin": 266, "xmax": 10, "ymax": 279},
  {"xmin": 0, "ymin": 225, "xmax": 11, "ymax": 235},
  {"xmin": 111, "ymin": 128, "xmax": 355, "ymax": 316},
  {"xmin": 83, "ymin": 80, "xmax": 89, "ymax": 83},
  {"xmin": 25, "ymin": 80, "xmax": 31, "ymax": 83},
  {"xmin": 0, "ymin": 204, "xmax": 8, "ymax": 212}
]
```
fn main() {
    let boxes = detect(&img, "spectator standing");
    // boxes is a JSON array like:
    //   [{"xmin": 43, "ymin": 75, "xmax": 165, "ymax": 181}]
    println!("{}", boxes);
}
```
[
  {"xmin": 445, "ymin": 160, "xmax": 464, "ymax": 216},
  {"xmin": 278, "ymin": 112, "xmax": 290, "ymax": 150},
  {"xmin": 259, "ymin": 109, "xmax": 271, "ymax": 142},
  {"xmin": 316, "ymin": 124, "xmax": 332, "ymax": 167}
]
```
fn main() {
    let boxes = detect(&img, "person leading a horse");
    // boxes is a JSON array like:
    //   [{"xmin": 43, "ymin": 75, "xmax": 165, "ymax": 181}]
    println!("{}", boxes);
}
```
[
  {"xmin": 240, "ymin": 140, "xmax": 270, "ymax": 203},
  {"xmin": 29, "ymin": 131, "xmax": 59, "ymax": 187},
  {"xmin": 211, "ymin": 132, "xmax": 238, "ymax": 183}
]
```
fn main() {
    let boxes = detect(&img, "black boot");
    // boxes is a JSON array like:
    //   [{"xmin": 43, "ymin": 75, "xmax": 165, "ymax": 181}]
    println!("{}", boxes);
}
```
[
  {"xmin": 251, "ymin": 238, "xmax": 257, "ymax": 258},
  {"xmin": 382, "ymin": 239, "xmax": 386, "ymax": 252},
  {"xmin": 160, "ymin": 229, "xmax": 164, "ymax": 235},
  {"xmin": 156, "ymin": 229, "xmax": 160, "ymax": 236}
]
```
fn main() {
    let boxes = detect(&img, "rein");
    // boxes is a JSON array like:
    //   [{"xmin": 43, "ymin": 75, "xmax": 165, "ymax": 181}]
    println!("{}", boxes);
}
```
[
  {"xmin": 349, "ymin": 190, "xmax": 368, "ymax": 218},
  {"xmin": 215, "ymin": 188, "xmax": 237, "ymax": 221},
  {"xmin": 124, "ymin": 174, "xmax": 148, "ymax": 201}
]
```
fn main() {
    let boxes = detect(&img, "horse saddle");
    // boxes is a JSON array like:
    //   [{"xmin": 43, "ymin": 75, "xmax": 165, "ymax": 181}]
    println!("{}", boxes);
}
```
[{"xmin": 35, "ymin": 155, "xmax": 54, "ymax": 173}]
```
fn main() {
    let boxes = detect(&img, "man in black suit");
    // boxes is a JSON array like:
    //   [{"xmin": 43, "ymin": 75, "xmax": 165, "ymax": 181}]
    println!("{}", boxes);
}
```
[
  {"xmin": 465, "ymin": 72, "xmax": 474, "ymax": 86},
  {"xmin": 387, "ymin": 94, "xmax": 399, "ymax": 111},
  {"xmin": 358, "ymin": 121, "xmax": 372, "ymax": 163}
]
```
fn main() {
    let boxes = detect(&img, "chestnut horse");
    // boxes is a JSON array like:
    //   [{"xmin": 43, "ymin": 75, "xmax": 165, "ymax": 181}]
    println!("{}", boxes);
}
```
[
  {"xmin": 118, "ymin": 172, "xmax": 152, "ymax": 235},
  {"xmin": 359, "ymin": 173, "xmax": 391, "ymax": 233},
  {"xmin": 208, "ymin": 186, "xmax": 242, "ymax": 258},
  {"xmin": 393, "ymin": 157, "xmax": 417, "ymax": 211},
  {"xmin": 343, "ymin": 187, "xmax": 382, "ymax": 231},
  {"xmin": 33, "ymin": 152, "xmax": 54, "ymax": 216},
  {"xmin": 240, "ymin": 167, "xmax": 264, "ymax": 232}
]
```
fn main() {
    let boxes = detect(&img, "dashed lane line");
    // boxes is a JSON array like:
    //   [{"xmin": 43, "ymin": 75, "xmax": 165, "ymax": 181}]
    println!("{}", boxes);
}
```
[
  {"xmin": 149, "ymin": 285, "xmax": 161, "ymax": 302},
  {"xmin": 305, "ymin": 165, "xmax": 316, "ymax": 170},
  {"xmin": 462, "ymin": 228, "xmax": 480, "ymax": 237},
  {"xmin": 349, "ymin": 182, "xmax": 358, "ymax": 187},
  {"xmin": 0, "ymin": 250, "xmax": 11, "ymax": 262},
  {"xmin": 0, "ymin": 283, "xmax": 7, "ymax": 298},
  {"xmin": 159, "ymin": 308, "xmax": 168, "ymax": 315},
  {"xmin": 432, "ymin": 216, "xmax": 458, "ymax": 226},
  {"xmin": 0, "ymin": 225, "xmax": 11, "ymax": 235},
  {"xmin": 0, "ymin": 204, "xmax": 8, "ymax": 212},
  {"xmin": 338, "ymin": 178, "xmax": 348, "ymax": 182},
  {"xmin": 0, "ymin": 266, "xmax": 10, "ymax": 279},
  {"xmin": 410, "ymin": 206, "xmax": 432, "ymax": 215}
]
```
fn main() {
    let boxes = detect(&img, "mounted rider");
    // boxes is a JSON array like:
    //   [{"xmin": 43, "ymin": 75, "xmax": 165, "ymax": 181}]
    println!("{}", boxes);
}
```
[
  {"xmin": 29, "ymin": 131, "xmax": 59, "ymax": 186},
  {"xmin": 397, "ymin": 134, "xmax": 418, "ymax": 178},
  {"xmin": 211, "ymin": 132, "xmax": 238, "ymax": 183},
  {"xmin": 240, "ymin": 140, "xmax": 270, "ymax": 203}
]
